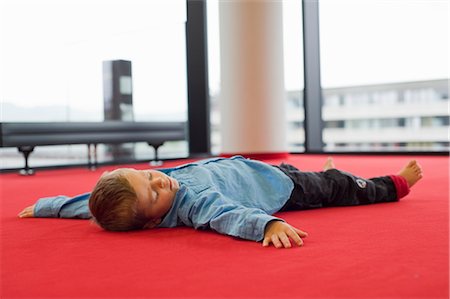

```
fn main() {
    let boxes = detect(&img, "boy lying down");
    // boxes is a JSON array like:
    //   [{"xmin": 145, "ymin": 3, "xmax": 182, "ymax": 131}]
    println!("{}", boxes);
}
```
[{"xmin": 19, "ymin": 156, "xmax": 422, "ymax": 249}]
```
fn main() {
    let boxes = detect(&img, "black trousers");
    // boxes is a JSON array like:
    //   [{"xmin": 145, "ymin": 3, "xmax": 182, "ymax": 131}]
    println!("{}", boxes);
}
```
[{"xmin": 276, "ymin": 163, "xmax": 398, "ymax": 212}]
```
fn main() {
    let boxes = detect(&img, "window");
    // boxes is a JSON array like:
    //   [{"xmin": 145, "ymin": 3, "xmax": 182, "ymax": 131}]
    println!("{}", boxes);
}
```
[
  {"xmin": 319, "ymin": 0, "xmax": 449, "ymax": 152},
  {"xmin": 0, "ymin": 0, "xmax": 188, "ymax": 169},
  {"xmin": 207, "ymin": 0, "xmax": 305, "ymax": 154}
]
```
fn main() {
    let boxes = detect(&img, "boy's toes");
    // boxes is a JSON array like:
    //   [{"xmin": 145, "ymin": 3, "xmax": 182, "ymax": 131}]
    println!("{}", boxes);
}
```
[
  {"xmin": 407, "ymin": 160, "xmax": 417, "ymax": 167},
  {"xmin": 415, "ymin": 164, "xmax": 423, "ymax": 173}
]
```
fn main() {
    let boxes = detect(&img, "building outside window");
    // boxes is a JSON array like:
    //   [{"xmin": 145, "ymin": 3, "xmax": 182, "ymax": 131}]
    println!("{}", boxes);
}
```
[
  {"xmin": 319, "ymin": 0, "xmax": 449, "ymax": 152},
  {"xmin": 209, "ymin": 0, "xmax": 448, "ymax": 154}
]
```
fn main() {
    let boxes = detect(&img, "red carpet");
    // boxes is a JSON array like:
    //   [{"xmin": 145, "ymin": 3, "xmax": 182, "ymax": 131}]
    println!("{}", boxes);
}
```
[{"xmin": 1, "ymin": 155, "xmax": 448, "ymax": 298}]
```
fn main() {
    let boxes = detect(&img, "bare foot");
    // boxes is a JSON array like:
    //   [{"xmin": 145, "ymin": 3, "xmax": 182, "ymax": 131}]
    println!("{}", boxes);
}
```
[
  {"xmin": 398, "ymin": 160, "xmax": 423, "ymax": 188},
  {"xmin": 323, "ymin": 157, "xmax": 335, "ymax": 171}
]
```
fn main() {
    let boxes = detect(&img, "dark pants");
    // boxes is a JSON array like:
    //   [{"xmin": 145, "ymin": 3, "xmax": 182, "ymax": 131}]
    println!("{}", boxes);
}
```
[{"xmin": 276, "ymin": 163, "xmax": 398, "ymax": 212}]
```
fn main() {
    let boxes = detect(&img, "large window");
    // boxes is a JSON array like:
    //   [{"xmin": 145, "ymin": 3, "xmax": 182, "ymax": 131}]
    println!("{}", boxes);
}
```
[
  {"xmin": 319, "ymin": 0, "xmax": 449, "ymax": 152},
  {"xmin": 207, "ymin": 0, "xmax": 305, "ymax": 154},
  {"xmin": 0, "ymin": 0, "xmax": 188, "ymax": 169},
  {"xmin": 2, "ymin": 0, "xmax": 448, "ymax": 171}
]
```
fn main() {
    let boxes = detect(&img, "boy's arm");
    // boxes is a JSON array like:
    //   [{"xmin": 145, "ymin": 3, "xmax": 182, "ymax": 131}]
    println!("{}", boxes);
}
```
[
  {"xmin": 183, "ymin": 197, "xmax": 307, "ymax": 248},
  {"xmin": 18, "ymin": 193, "xmax": 91, "ymax": 219}
]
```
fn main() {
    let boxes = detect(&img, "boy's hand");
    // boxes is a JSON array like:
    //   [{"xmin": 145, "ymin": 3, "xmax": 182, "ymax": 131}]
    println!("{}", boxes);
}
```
[
  {"xmin": 263, "ymin": 220, "xmax": 308, "ymax": 248},
  {"xmin": 18, "ymin": 205, "xmax": 35, "ymax": 218}
]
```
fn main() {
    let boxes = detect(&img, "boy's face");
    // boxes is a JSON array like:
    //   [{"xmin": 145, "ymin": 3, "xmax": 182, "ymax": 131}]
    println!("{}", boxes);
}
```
[{"xmin": 108, "ymin": 168, "xmax": 179, "ymax": 227}]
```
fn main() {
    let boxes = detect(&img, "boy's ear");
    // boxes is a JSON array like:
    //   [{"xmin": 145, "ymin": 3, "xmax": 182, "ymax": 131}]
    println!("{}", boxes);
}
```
[{"xmin": 143, "ymin": 218, "xmax": 162, "ymax": 229}]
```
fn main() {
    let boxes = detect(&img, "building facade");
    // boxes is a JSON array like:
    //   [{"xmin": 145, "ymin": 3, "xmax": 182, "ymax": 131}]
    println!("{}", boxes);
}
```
[{"xmin": 211, "ymin": 79, "xmax": 449, "ymax": 153}]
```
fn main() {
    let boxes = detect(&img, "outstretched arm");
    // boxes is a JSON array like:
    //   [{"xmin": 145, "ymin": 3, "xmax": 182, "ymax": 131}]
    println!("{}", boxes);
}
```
[
  {"xmin": 180, "ymin": 194, "xmax": 308, "ymax": 248},
  {"xmin": 18, "ymin": 193, "xmax": 91, "ymax": 219}
]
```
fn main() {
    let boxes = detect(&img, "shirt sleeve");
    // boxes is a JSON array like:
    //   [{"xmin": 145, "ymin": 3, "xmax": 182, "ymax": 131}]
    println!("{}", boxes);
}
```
[
  {"xmin": 181, "ymin": 195, "xmax": 284, "ymax": 242},
  {"xmin": 34, "ymin": 192, "xmax": 91, "ymax": 219}
]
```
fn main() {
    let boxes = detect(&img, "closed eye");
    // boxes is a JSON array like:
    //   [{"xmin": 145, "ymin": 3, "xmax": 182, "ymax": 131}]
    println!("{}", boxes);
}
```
[{"xmin": 147, "ymin": 172, "xmax": 159, "ymax": 201}]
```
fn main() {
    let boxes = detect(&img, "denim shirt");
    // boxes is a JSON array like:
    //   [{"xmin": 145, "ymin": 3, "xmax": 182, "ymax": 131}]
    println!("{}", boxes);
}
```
[{"xmin": 34, "ymin": 156, "xmax": 294, "ymax": 241}]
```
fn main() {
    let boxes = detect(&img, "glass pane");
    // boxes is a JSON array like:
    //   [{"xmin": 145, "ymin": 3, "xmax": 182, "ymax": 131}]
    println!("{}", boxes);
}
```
[
  {"xmin": 0, "ymin": 0, "xmax": 188, "ymax": 169},
  {"xmin": 319, "ymin": 0, "xmax": 449, "ymax": 152},
  {"xmin": 207, "ymin": 0, "xmax": 221, "ymax": 155},
  {"xmin": 283, "ymin": 0, "xmax": 305, "ymax": 152},
  {"xmin": 207, "ymin": 0, "xmax": 304, "ymax": 155}
]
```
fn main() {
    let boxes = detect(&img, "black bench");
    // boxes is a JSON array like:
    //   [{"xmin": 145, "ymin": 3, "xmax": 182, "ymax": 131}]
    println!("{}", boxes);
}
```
[{"xmin": 0, "ymin": 121, "xmax": 187, "ymax": 174}]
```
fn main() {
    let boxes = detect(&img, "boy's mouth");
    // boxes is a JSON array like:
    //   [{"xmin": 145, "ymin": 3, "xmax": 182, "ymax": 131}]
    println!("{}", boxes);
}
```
[{"xmin": 168, "ymin": 177, "xmax": 179, "ymax": 191}]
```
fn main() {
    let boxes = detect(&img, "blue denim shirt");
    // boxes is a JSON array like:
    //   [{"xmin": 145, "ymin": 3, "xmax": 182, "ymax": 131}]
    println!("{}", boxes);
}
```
[{"xmin": 34, "ymin": 156, "xmax": 294, "ymax": 241}]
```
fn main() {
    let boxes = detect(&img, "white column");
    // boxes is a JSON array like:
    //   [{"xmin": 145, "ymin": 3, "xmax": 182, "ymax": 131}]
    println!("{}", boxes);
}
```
[{"xmin": 219, "ymin": 0, "xmax": 287, "ymax": 156}]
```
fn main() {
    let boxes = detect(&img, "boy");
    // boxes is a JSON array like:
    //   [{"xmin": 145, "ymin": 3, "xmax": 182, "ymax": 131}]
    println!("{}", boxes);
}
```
[{"xmin": 19, "ymin": 156, "xmax": 423, "ymax": 249}]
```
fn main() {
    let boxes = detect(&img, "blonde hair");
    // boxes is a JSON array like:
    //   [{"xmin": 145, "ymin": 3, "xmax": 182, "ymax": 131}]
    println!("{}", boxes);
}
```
[{"xmin": 88, "ymin": 172, "xmax": 148, "ymax": 231}]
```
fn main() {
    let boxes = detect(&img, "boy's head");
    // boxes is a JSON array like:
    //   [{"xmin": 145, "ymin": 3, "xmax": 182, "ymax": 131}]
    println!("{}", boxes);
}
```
[{"xmin": 89, "ymin": 168, "xmax": 179, "ymax": 231}]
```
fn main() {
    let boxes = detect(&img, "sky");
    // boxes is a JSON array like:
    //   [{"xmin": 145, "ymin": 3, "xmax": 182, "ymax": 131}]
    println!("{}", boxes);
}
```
[
  {"xmin": 318, "ymin": 0, "xmax": 449, "ymax": 88},
  {"xmin": 0, "ymin": 0, "xmax": 448, "ymax": 121}
]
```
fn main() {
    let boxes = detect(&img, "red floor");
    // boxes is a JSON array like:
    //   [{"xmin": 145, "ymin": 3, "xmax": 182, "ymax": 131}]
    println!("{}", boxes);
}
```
[{"xmin": 1, "ymin": 155, "xmax": 448, "ymax": 298}]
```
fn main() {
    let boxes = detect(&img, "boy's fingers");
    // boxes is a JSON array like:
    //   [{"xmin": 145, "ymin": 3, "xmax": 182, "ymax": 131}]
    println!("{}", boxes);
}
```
[
  {"xmin": 262, "ymin": 238, "xmax": 270, "ymax": 247},
  {"xmin": 279, "ymin": 232, "xmax": 292, "ymax": 248},
  {"xmin": 286, "ymin": 229, "xmax": 303, "ymax": 247},
  {"xmin": 294, "ymin": 227, "xmax": 308, "ymax": 238},
  {"xmin": 18, "ymin": 206, "xmax": 34, "ymax": 218},
  {"xmin": 271, "ymin": 235, "xmax": 283, "ymax": 248}
]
